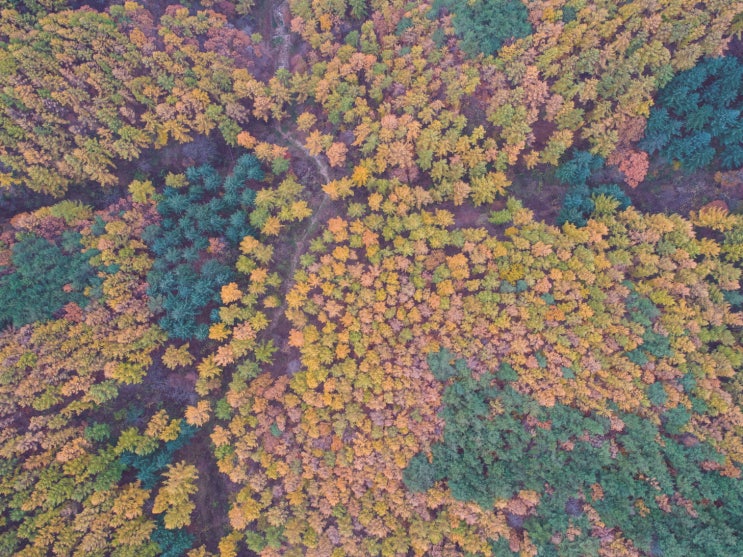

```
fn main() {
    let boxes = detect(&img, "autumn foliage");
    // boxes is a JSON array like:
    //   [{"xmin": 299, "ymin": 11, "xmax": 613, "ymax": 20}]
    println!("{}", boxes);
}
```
[
  {"xmin": 209, "ymin": 195, "xmax": 743, "ymax": 555},
  {"xmin": 1, "ymin": 0, "xmax": 742, "ymax": 555}
]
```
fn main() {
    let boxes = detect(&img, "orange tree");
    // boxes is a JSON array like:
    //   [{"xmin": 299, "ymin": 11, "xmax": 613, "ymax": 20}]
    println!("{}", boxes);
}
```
[{"xmin": 202, "ymin": 191, "xmax": 743, "ymax": 555}]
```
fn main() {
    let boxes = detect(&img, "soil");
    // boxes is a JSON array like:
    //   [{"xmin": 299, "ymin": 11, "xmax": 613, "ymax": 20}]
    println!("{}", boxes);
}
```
[
  {"xmin": 508, "ymin": 167, "xmax": 565, "ymax": 224},
  {"xmin": 180, "ymin": 430, "xmax": 233, "ymax": 550},
  {"xmin": 509, "ymin": 159, "xmax": 743, "ymax": 225},
  {"xmin": 630, "ymin": 163, "xmax": 743, "ymax": 216},
  {"xmin": 435, "ymin": 199, "xmax": 502, "ymax": 238}
]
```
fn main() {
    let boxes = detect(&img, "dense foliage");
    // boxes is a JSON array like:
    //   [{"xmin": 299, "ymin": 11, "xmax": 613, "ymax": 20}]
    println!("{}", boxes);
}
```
[
  {"xmin": 0, "ymin": 231, "xmax": 99, "ymax": 327},
  {"xmin": 0, "ymin": 0, "xmax": 742, "ymax": 555},
  {"xmin": 433, "ymin": 0, "xmax": 532, "ymax": 57},
  {"xmin": 145, "ymin": 155, "xmax": 262, "ymax": 339},
  {"xmin": 207, "ymin": 195, "xmax": 743, "ymax": 555},
  {"xmin": 551, "ymin": 151, "xmax": 632, "ymax": 226},
  {"xmin": 0, "ymin": 4, "xmax": 277, "ymax": 196},
  {"xmin": 406, "ymin": 351, "xmax": 743, "ymax": 555},
  {"xmin": 642, "ymin": 56, "xmax": 743, "ymax": 171},
  {"xmin": 0, "ymin": 200, "xmax": 171, "ymax": 556}
]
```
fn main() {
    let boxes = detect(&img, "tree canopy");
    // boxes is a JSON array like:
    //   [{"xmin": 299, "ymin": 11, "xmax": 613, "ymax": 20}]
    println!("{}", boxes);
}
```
[{"xmin": 0, "ymin": 0, "xmax": 742, "ymax": 555}]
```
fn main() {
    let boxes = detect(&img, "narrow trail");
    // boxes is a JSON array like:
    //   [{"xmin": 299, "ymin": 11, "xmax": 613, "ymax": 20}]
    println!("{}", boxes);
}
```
[
  {"xmin": 265, "ymin": 128, "xmax": 335, "ymax": 364},
  {"xmin": 255, "ymin": 1, "xmax": 337, "ymax": 367},
  {"xmin": 277, "ymin": 127, "xmax": 332, "ymax": 184},
  {"xmin": 272, "ymin": 0, "xmax": 293, "ymax": 71}
]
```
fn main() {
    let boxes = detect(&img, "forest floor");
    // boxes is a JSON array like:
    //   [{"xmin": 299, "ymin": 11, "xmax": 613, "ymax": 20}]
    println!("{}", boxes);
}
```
[
  {"xmin": 187, "ymin": 433, "xmax": 232, "ymax": 549},
  {"xmin": 510, "ymin": 161, "xmax": 743, "ymax": 224},
  {"xmin": 631, "ymin": 164, "xmax": 743, "ymax": 215}
]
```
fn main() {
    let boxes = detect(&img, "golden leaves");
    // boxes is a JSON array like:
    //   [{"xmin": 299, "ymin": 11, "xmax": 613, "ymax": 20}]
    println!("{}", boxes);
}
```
[
  {"xmin": 233, "ymin": 322, "xmax": 257, "ymax": 342},
  {"xmin": 209, "ymin": 323, "xmax": 231, "ymax": 341},
  {"xmin": 240, "ymin": 236, "xmax": 260, "ymax": 255},
  {"xmin": 112, "ymin": 482, "xmax": 149, "ymax": 520},
  {"xmin": 368, "ymin": 192, "xmax": 383, "ymax": 211},
  {"xmin": 470, "ymin": 172, "xmax": 510, "ymax": 205},
  {"xmin": 351, "ymin": 165, "xmax": 371, "ymax": 186},
  {"xmin": 288, "ymin": 329, "xmax": 305, "ymax": 348},
  {"xmin": 297, "ymin": 112, "xmax": 317, "ymax": 132},
  {"xmin": 152, "ymin": 461, "xmax": 199, "ymax": 529},
  {"xmin": 446, "ymin": 253, "xmax": 470, "ymax": 281},
  {"xmin": 261, "ymin": 216, "xmax": 282, "ymax": 236},
  {"xmin": 162, "ymin": 343, "xmax": 194, "ymax": 370},
  {"xmin": 250, "ymin": 267, "xmax": 268, "ymax": 284},
  {"xmin": 214, "ymin": 345, "xmax": 235, "ymax": 367},
  {"xmin": 185, "ymin": 400, "xmax": 212, "ymax": 427},
  {"xmin": 306, "ymin": 130, "xmax": 330, "ymax": 157},
  {"xmin": 432, "ymin": 209, "xmax": 455, "ymax": 227},
  {"xmin": 327, "ymin": 216, "xmax": 348, "ymax": 241},
  {"xmin": 186, "ymin": 155, "xmax": 743, "ymax": 556},
  {"xmin": 289, "ymin": 200, "xmax": 313, "ymax": 221},
  {"xmin": 229, "ymin": 488, "xmax": 266, "ymax": 530},
  {"xmin": 531, "ymin": 241, "xmax": 553, "ymax": 258},
  {"xmin": 146, "ymin": 410, "xmax": 181, "ymax": 442},
  {"xmin": 326, "ymin": 142, "xmax": 348, "ymax": 167},
  {"xmin": 128, "ymin": 179, "xmax": 155, "ymax": 204},
  {"xmin": 197, "ymin": 356, "xmax": 222, "ymax": 380},
  {"xmin": 221, "ymin": 282, "xmax": 243, "ymax": 304},
  {"xmin": 322, "ymin": 177, "xmax": 354, "ymax": 200},
  {"xmin": 691, "ymin": 202, "xmax": 739, "ymax": 232},
  {"xmin": 286, "ymin": 286, "xmax": 308, "ymax": 310}
]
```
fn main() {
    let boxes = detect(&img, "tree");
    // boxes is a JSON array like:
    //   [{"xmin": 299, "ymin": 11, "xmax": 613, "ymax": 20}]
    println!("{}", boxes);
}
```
[
  {"xmin": 162, "ymin": 344, "xmax": 195, "ymax": 370},
  {"xmin": 0, "ymin": 231, "xmax": 100, "ymax": 328},
  {"xmin": 326, "ymin": 142, "xmax": 348, "ymax": 167},
  {"xmin": 406, "ymin": 351, "xmax": 743, "ymax": 556},
  {"xmin": 152, "ymin": 461, "xmax": 199, "ymax": 529},
  {"xmin": 146, "ymin": 156, "xmax": 262, "ymax": 339},
  {"xmin": 613, "ymin": 149, "xmax": 649, "ymax": 189},
  {"xmin": 641, "ymin": 56, "xmax": 743, "ymax": 171},
  {"xmin": 436, "ymin": 0, "xmax": 532, "ymax": 57},
  {"xmin": 555, "ymin": 150, "xmax": 604, "ymax": 187},
  {"xmin": 0, "ymin": 4, "xmax": 278, "ymax": 197}
]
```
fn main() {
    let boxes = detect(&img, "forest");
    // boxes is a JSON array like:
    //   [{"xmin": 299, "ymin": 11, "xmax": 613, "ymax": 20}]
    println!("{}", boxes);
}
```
[{"xmin": 0, "ymin": 0, "xmax": 742, "ymax": 555}]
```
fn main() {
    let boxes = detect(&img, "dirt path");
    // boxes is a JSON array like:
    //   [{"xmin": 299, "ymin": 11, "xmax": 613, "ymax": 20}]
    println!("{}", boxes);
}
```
[
  {"xmin": 257, "ymin": 0, "xmax": 335, "ymax": 348},
  {"xmin": 262, "ymin": 128, "xmax": 336, "ymax": 370},
  {"xmin": 272, "ymin": 0, "xmax": 293, "ymax": 70},
  {"xmin": 277, "ymin": 127, "xmax": 332, "ymax": 184}
]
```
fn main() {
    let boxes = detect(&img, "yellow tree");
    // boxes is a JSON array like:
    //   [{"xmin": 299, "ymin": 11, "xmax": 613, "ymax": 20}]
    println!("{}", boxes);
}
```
[{"xmin": 152, "ymin": 461, "xmax": 200, "ymax": 530}]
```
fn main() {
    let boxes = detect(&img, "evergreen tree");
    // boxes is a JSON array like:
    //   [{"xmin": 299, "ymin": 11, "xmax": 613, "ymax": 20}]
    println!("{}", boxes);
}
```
[
  {"xmin": 0, "ymin": 232, "xmax": 99, "ymax": 328},
  {"xmin": 642, "ymin": 56, "xmax": 743, "ymax": 171},
  {"xmin": 404, "ymin": 350, "xmax": 743, "ymax": 556},
  {"xmin": 433, "ymin": 0, "xmax": 532, "ymax": 57},
  {"xmin": 146, "ymin": 155, "xmax": 262, "ymax": 339}
]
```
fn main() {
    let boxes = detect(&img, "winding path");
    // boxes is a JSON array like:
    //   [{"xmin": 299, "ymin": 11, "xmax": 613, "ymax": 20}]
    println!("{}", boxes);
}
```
[
  {"xmin": 264, "ymin": 127, "xmax": 334, "ymax": 363},
  {"xmin": 255, "ymin": 0, "xmax": 339, "ymax": 365}
]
